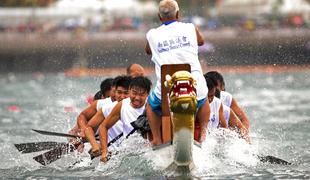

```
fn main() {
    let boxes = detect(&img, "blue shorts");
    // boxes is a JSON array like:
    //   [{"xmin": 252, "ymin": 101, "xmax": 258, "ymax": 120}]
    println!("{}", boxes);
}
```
[
  {"xmin": 197, "ymin": 98, "xmax": 207, "ymax": 109},
  {"xmin": 147, "ymin": 91, "xmax": 162, "ymax": 116},
  {"xmin": 147, "ymin": 91, "xmax": 207, "ymax": 115}
]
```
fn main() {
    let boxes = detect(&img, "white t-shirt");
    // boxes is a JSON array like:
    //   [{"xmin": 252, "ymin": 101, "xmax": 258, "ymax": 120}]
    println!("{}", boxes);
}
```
[
  {"xmin": 208, "ymin": 97, "xmax": 221, "ymax": 129},
  {"xmin": 120, "ymin": 98, "xmax": 145, "ymax": 136},
  {"xmin": 96, "ymin": 97, "xmax": 112, "ymax": 111},
  {"xmin": 220, "ymin": 91, "xmax": 233, "ymax": 107},
  {"xmin": 223, "ymin": 104, "xmax": 231, "ymax": 126},
  {"xmin": 146, "ymin": 21, "xmax": 208, "ymax": 101},
  {"xmin": 102, "ymin": 101, "xmax": 124, "ymax": 143}
]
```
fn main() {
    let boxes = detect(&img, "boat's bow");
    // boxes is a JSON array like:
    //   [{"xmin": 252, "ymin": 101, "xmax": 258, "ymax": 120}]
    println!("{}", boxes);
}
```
[{"xmin": 165, "ymin": 70, "xmax": 197, "ymax": 169}]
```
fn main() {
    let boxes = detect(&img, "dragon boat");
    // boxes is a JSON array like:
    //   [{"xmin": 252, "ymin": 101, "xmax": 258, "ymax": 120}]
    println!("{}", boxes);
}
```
[{"xmin": 13, "ymin": 64, "xmax": 291, "ymax": 168}]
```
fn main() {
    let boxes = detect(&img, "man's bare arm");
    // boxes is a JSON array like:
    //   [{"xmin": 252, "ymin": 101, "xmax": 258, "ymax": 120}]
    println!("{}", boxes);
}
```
[
  {"xmin": 77, "ymin": 100, "xmax": 98, "ymax": 130},
  {"xmin": 145, "ymin": 41, "xmax": 152, "ymax": 55},
  {"xmin": 230, "ymin": 98, "xmax": 250, "ymax": 130},
  {"xmin": 219, "ymin": 104, "xmax": 228, "ymax": 128},
  {"xmin": 195, "ymin": 26, "xmax": 205, "ymax": 46},
  {"xmin": 87, "ymin": 109, "xmax": 105, "ymax": 132},
  {"xmin": 229, "ymin": 109, "xmax": 250, "ymax": 143},
  {"xmin": 99, "ymin": 102, "xmax": 122, "ymax": 162}
]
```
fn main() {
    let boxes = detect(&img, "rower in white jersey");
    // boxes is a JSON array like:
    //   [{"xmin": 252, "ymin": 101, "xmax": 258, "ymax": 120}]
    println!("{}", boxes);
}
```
[
  {"xmin": 98, "ymin": 76, "xmax": 152, "ymax": 162},
  {"xmin": 206, "ymin": 71, "xmax": 251, "ymax": 130},
  {"xmin": 205, "ymin": 76, "xmax": 228, "ymax": 130},
  {"xmin": 102, "ymin": 101, "xmax": 123, "ymax": 144},
  {"xmin": 208, "ymin": 97, "xmax": 228, "ymax": 129},
  {"xmin": 145, "ymin": 0, "xmax": 211, "ymax": 146},
  {"xmin": 84, "ymin": 76, "xmax": 132, "ymax": 153},
  {"xmin": 96, "ymin": 97, "xmax": 113, "ymax": 112},
  {"xmin": 204, "ymin": 73, "xmax": 250, "ymax": 143},
  {"xmin": 67, "ymin": 78, "xmax": 114, "ymax": 151}
]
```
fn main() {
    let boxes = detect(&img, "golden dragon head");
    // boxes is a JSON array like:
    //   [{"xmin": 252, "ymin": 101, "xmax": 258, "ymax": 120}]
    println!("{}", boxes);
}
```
[
  {"xmin": 164, "ymin": 71, "xmax": 197, "ymax": 114},
  {"xmin": 164, "ymin": 70, "xmax": 197, "ymax": 168}
]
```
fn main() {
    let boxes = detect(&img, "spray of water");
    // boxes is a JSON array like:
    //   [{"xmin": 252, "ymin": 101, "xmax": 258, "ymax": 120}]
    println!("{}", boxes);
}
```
[{"xmin": 93, "ymin": 129, "xmax": 260, "ymax": 177}]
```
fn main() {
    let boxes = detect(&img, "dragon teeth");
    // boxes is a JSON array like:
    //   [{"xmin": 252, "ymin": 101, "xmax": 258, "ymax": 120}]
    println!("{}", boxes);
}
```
[
  {"xmin": 177, "ymin": 80, "xmax": 190, "ymax": 86},
  {"xmin": 180, "ymin": 88, "xmax": 187, "ymax": 92},
  {"xmin": 181, "ymin": 103, "xmax": 189, "ymax": 109}
]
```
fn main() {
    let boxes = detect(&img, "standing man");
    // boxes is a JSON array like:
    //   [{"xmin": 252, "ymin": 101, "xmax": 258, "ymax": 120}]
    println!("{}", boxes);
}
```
[{"xmin": 145, "ymin": 0, "xmax": 210, "ymax": 145}]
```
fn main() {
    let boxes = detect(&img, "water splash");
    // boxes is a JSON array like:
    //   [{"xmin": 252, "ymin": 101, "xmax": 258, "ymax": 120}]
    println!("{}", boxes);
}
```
[{"xmin": 93, "ymin": 129, "xmax": 262, "ymax": 178}]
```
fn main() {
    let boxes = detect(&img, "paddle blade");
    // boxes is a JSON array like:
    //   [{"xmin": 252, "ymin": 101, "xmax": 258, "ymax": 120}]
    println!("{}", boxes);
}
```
[
  {"xmin": 14, "ymin": 141, "xmax": 65, "ymax": 154},
  {"xmin": 32, "ymin": 129, "xmax": 79, "ymax": 139},
  {"xmin": 33, "ymin": 143, "xmax": 75, "ymax": 165},
  {"xmin": 258, "ymin": 155, "xmax": 291, "ymax": 165}
]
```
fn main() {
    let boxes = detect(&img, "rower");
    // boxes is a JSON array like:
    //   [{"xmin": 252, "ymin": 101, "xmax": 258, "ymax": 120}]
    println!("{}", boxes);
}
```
[
  {"xmin": 127, "ymin": 63, "xmax": 145, "ymax": 77},
  {"xmin": 87, "ymin": 78, "xmax": 113, "ymax": 104},
  {"xmin": 83, "ymin": 76, "xmax": 132, "ymax": 153},
  {"xmin": 206, "ymin": 71, "xmax": 251, "ymax": 130},
  {"xmin": 98, "ymin": 76, "xmax": 152, "ymax": 162},
  {"xmin": 204, "ymin": 75, "xmax": 228, "ymax": 130},
  {"xmin": 204, "ymin": 72, "xmax": 250, "ymax": 143},
  {"xmin": 68, "ymin": 77, "xmax": 115, "ymax": 138},
  {"xmin": 68, "ymin": 76, "xmax": 130, "ymax": 152}
]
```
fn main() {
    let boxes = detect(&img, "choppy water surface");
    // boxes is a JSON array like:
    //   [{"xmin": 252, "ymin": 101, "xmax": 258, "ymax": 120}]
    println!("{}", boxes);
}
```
[{"xmin": 0, "ymin": 71, "xmax": 309, "ymax": 179}]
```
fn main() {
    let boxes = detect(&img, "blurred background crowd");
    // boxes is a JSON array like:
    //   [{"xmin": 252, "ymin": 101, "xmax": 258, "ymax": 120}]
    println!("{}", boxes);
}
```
[
  {"xmin": 0, "ymin": 0, "xmax": 309, "ymax": 34},
  {"xmin": 0, "ymin": 0, "xmax": 309, "ymax": 73}
]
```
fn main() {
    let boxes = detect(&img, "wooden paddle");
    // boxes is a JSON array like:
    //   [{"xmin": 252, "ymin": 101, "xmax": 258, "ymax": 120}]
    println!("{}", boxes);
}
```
[
  {"xmin": 257, "ymin": 155, "xmax": 291, "ymax": 165},
  {"xmin": 14, "ymin": 129, "xmax": 100, "ymax": 154},
  {"xmin": 32, "ymin": 129, "xmax": 136, "ymax": 165},
  {"xmin": 14, "ymin": 129, "xmax": 84, "ymax": 154},
  {"xmin": 32, "ymin": 129, "xmax": 81, "ymax": 139},
  {"xmin": 14, "ymin": 141, "xmax": 66, "ymax": 154}
]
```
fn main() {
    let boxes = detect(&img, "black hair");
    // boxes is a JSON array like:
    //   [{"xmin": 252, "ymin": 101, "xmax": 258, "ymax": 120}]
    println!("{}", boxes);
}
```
[
  {"xmin": 93, "ymin": 90, "xmax": 103, "ymax": 100},
  {"xmin": 204, "ymin": 73, "xmax": 218, "ymax": 91},
  {"xmin": 129, "ymin": 76, "xmax": 152, "ymax": 93},
  {"xmin": 100, "ymin": 78, "xmax": 114, "ymax": 95},
  {"xmin": 205, "ymin": 71, "xmax": 225, "ymax": 88},
  {"xmin": 114, "ymin": 75, "xmax": 132, "ymax": 90},
  {"xmin": 215, "ymin": 88, "xmax": 221, "ymax": 98}
]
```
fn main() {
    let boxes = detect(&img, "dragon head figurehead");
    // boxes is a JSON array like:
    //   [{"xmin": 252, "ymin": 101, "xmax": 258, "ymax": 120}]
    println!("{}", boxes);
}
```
[
  {"xmin": 164, "ymin": 70, "xmax": 197, "ymax": 167},
  {"xmin": 165, "ymin": 70, "xmax": 197, "ymax": 115}
]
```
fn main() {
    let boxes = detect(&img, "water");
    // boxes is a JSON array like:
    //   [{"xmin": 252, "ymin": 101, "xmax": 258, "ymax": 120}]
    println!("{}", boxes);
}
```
[{"xmin": 0, "ymin": 71, "xmax": 309, "ymax": 179}]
